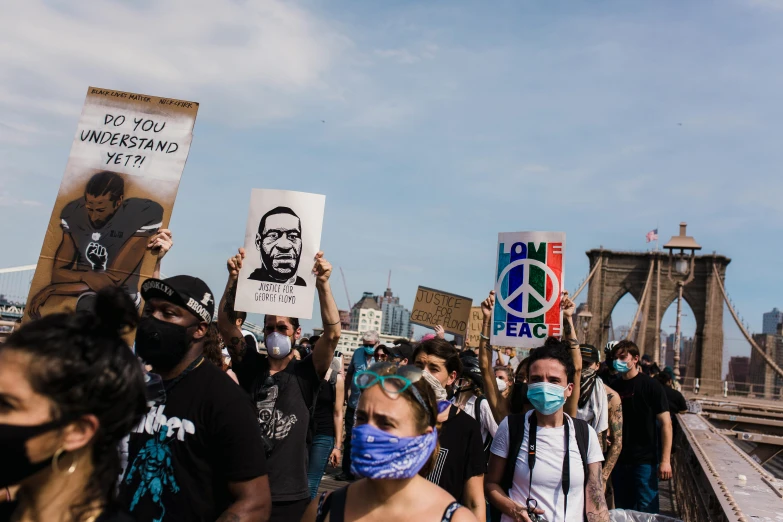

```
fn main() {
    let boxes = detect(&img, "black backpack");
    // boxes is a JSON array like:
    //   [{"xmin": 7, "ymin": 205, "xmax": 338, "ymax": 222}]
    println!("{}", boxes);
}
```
[{"xmin": 500, "ymin": 413, "xmax": 590, "ymax": 522}]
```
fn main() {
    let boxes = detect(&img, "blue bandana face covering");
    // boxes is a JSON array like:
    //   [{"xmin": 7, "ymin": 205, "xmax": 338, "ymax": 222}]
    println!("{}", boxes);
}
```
[
  {"xmin": 527, "ymin": 382, "xmax": 567, "ymax": 415},
  {"xmin": 350, "ymin": 423, "xmax": 438, "ymax": 480},
  {"xmin": 613, "ymin": 359, "xmax": 631, "ymax": 374}
]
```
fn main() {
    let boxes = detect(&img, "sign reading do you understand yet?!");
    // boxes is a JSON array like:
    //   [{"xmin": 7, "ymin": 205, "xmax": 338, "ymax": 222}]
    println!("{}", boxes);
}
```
[
  {"xmin": 25, "ymin": 87, "xmax": 198, "ymax": 321},
  {"xmin": 491, "ymin": 232, "xmax": 565, "ymax": 348},
  {"xmin": 410, "ymin": 286, "xmax": 472, "ymax": 336}
]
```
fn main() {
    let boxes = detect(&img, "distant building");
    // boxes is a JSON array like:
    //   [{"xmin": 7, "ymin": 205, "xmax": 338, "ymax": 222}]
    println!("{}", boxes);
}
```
[
  {"xmin": 749, "ymin": 325, "xmax": 783, "ymax": 398},
  {"xmin": 763, "ymin": 308, "xmax": 783, "ymax": 335},
  {"xmin": 665, "ymin": 333, "xmax": 694, "ymax": 377},
  {"xmin": 350, "ymin": 292, "xmax": 383, "ymax": 333},
  {"xmin": 377, "ymin": 287, "xmax": 414, "ymax": 338},
  {"xmin": 726, "ymin": 356, "xmax": 750, "ymax": 393},
  {"xmin": 313, "ymin": 327, "xmax": 401, "ymax": 366}
]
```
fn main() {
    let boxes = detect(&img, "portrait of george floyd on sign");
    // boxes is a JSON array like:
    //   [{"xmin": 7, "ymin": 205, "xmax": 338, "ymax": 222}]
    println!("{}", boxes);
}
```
[
  {"xmin": 25, "ymin": 87, "xmax": 199, "ymax": 321},
  {"xmin": 410, "ymin": 286, "xmax": 473, "ymax": 336},
  {"xmin": 234, "ymin": 188, "xmax": 325, "ymax": 320},
  {"xmin": 491, "ymin": 231, "xmax": 565, "ymax": 348}
]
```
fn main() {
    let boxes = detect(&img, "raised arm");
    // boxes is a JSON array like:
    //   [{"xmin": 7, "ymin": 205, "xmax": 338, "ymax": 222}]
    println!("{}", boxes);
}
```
[
  {"xmin": 478, "ymin": 291, "xmax": 508, "ymax": 423},
  {"xmin": 329, "ymin": 374, "xmax": 345, "ymax": 468},
  {"xmin": 218, "ymin": 249, "xmax": 248, "ymax": 364},
  {"xmin": 561, "ymin": 293, "xmax": 582, "ymax": 418},
  {"xmin": 312, "ymin": 252, "xmax": 340, "ymax": 377},
  {"xmin": 602, "ymin": 386, "xmax": 623, "ymax": 487},
  {"xmin": 148, "ymin": 229, "xmax": 173, "ymax": 279}
]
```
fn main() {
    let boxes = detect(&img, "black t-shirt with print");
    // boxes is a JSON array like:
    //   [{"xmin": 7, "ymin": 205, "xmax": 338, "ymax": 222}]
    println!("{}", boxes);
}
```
[
  {"xmin": 613, "ymin": 372, "xmax": 669, "ymax": 465},
  {"xmin": 117, "ymin": 362, "xmax": 267, "ymax": 522},
  {"xmin": 426, "ymin": 405, "xmax": 486, "ymax": 503},
  {"xmin": 233, "ymin": 348, "xmax": 321, "ymax": 502}
]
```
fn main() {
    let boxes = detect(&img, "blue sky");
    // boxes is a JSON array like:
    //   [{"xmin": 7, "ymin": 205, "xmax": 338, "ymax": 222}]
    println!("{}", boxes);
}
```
[{"xmin": 1, "ymin": 0, "xmax": 781, "ymax": 375}]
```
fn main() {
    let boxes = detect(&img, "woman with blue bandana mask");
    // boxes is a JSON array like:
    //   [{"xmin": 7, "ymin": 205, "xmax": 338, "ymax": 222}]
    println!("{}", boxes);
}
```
[{"xmin": 302, "ymin": 362, "xmax": 478, "ymax": 522}]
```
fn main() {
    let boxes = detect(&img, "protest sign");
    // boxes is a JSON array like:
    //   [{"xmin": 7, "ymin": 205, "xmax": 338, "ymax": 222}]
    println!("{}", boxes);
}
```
[
  {"xmin": 25, "ymin": 87, "xmax": 198, "ymax": 321},
  {"xmin": 464, "ymin": 307, "xmax": 484, "ymax": 347},
  {"xmin": 410, "ymin": 286, "xmax": 472, "ymax": 336},
  {"xmin": 491, "ymin": 231, "xmax": 565, "ymax": 348},
  {"xmin": 235, "ymin": 189, "xmax": 326, "ymax": 319}
]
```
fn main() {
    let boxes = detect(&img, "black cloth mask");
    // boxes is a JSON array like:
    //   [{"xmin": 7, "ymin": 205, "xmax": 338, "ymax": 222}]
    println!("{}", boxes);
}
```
[
  {"xmin": 135, "ymin": 317, "xmax": 193, "ymax": 372},
  {"xmin": 0, "ymin": 419, "xmax": 65, "ymax": 488}
]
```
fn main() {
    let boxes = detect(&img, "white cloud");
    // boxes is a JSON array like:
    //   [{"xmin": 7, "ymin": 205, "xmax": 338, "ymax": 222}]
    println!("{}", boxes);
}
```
[
  {"xmin": 0, "ymin": 0, "xmax": 350, "ymax": 130},
  {"xmin": 374, "ymin": 44, "xmax": 438, "ymax": 64}
]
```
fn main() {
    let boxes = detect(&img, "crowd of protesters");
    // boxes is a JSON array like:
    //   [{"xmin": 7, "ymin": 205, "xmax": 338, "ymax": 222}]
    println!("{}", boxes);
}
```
[{"xmin": 0, "ymin": 230, "xmax": 689, "ymax": 522}]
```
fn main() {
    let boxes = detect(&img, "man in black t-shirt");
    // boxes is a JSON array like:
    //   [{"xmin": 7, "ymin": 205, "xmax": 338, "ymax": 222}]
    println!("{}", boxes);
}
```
[
  {"xmin": 119, "ymin": 275, "xmax": 270, "ymax": 522},
  {"xmin": 414, "ymin": 338, "xmax": 486, "ymax": 522},
  {"xmin": 610, "ymin": 340, "xmax": 672, "ymax": 515},
  {"xmin": 219, "ymin": 248, "xmax": 341, "ymax": 522}
]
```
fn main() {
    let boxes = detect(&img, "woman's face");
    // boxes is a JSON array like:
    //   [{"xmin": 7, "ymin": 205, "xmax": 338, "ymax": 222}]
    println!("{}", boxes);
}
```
[
  {"xmin": 0, "ymin": 349, "xmax": 61, "ymax": 464},
  {"xmin": 355, "ymin": 385, "xmax": 430, "ymax": 439}
]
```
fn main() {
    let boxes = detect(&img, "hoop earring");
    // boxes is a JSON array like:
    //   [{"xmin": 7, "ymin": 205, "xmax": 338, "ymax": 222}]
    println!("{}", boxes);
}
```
[{"xmin": 52, "ymin": 448, "xmax": 77, "ymax": 475}]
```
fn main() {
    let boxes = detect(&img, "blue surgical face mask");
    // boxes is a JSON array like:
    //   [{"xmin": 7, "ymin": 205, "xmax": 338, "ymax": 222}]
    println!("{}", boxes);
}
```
[
  {"xmin": 265, "ymin": 332, "xmax": 292, "ymax": 359},
  {"xmin": 362, "ymin": 344, "xmax": 376, "ymax": 355},
  {"xmin": 350, "ymin": 423, "xmax": 438, "ymax": 480},
  {"xmin": 613, "ymin": 359, "xmax": 631, "ymax": 374},
  {"xmin": 526, "ymin": 382, "xmax": 567, "ymax": 415}
]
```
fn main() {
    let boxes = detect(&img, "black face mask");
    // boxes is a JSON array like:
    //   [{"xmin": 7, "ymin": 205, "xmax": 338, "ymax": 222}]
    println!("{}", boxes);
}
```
[
  {"xmin": 135, "ymin": 317, "xmax": 193, "ymax": 372},
  {"xmin": 0, "ymin": 419, "xmax": 65, "ymax": 488},
  {"xmin": 510, "ymin": 382, "xmax": 529, "ymax": 415}
]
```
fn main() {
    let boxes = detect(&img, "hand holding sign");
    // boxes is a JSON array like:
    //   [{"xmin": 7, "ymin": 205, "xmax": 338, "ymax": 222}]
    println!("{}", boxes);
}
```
[
  {"xmin": 482, "ymin": 290, "xmax": 495, "ymax": 320},
  {"xmin": 227, "ymin": 248, "xmax": 246, "ymax": 281},
  {"xmin": 312, "ymin": 251, "xmax": 332, "ymax": 285}
]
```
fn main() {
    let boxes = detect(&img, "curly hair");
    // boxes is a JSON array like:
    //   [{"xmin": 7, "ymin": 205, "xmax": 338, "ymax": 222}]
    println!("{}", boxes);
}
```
[{"xmin": 3, "ymin": 286, "xmax": 147, "ymax": 520}]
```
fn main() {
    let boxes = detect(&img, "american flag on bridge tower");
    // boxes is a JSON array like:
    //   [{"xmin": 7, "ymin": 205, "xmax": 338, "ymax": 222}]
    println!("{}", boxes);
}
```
[{"xmin": 646, "ymin": 228, "xmax": 658, "ymax": 243}]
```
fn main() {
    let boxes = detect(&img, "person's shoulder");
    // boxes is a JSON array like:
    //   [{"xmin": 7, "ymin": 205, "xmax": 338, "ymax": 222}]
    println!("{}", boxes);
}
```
[
  {"xmin": 60, "ymin": 198, "xmax": 84, "ymax": 218},
  {"xmin": 194, "ymin": 362, "xmax": 248, "ymax": 399},
  {"xmin": 124, "ymin": 197, "xmax": 163, "ymax": 215}
]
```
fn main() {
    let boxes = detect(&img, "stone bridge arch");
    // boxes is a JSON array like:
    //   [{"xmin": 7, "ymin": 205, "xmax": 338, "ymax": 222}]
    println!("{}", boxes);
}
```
[{"xmin": 585, "ymin": 249, "xmax": 730, "ymax": 387}]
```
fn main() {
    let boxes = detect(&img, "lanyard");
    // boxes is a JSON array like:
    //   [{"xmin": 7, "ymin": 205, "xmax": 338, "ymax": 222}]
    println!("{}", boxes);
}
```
[{"xmin": 526, "ymin": 413, "xmax": 571, "ymax": 520}]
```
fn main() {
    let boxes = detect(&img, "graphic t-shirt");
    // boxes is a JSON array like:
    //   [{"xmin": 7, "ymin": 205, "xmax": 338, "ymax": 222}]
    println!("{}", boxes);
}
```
[
  {"xmin": 118, "ymin": 362, "xmax": 267, "ymax": 522},
  {"xmin": 427, "ymin": 405, "xmax": 486, "ymax": 503},
  {"xmin": 233, "ymin": 348, "xmax": 321, "ymax": 502},
  {"xmin": 60, "ymin": 197, "xmax": 163, "ymax": 294},
  {"xmin": 612, "ymin": 372, "xmax": 669, "ymax": 465},
  {"xmin": 490, "ymin": 412, "xmax": 604, "ymax": 522}
]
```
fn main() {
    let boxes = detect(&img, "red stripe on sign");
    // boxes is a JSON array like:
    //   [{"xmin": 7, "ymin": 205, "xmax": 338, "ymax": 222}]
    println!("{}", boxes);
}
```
[{"xmin": 545, "ymin": 242, "xmax": 563, "ymax": 324}]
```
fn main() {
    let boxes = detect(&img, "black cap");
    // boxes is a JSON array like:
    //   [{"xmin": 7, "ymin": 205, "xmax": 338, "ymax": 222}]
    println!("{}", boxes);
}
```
[
  {"xmin": 580, "ymin": 344, "xmax": 600, "ymax": 364},
  {"xmin": 141, "ymin": 276, "xmax": 215, "ymax": 324},
  {"xmin": 392, "ymin": 342, "xmax": 414, "ymax": 363}
]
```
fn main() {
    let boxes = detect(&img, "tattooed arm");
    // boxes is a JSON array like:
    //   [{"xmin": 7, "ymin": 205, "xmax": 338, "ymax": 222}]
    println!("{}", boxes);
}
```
[
  {"xmin": 585, "ymin": 462, "xmax": 610, "ymax": 522},
  {"xmin": 218, "ymin": 249, "xmax": 248, "ymax": 364},
  {"xmin": 602, "ymin": 386, "xmax": 623, "ymax": 486}
]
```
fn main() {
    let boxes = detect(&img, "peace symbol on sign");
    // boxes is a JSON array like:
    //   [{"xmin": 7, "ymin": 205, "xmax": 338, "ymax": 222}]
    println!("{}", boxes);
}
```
[{"xmin": 495, "ymin": 258, "xmax": 560, "ymax": 319}]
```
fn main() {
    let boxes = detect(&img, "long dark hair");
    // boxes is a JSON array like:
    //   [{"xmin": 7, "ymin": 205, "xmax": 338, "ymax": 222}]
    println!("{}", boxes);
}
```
[
  {"xmin": 3, "ymin": 286, "xmax": 147, "ymax": 520},
  {"xmin": 203, "ymin": 323, "xmax": 226, "ymax": 368}
]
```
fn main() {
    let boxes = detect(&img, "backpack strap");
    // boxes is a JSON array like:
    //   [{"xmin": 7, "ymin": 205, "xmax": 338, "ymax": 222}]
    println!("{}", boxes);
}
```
[
  {"xmin": 441, "ymin": 502, "xmax": 462, "ymax": 522},
  {"xmin": 570, "ymin": 415, "xmax": 591, "ymax": 522},
  {"xmin": 315, "ymin": 486, "xmax": 348, "ymax": 522},
  {"xmin": 500, "ymin": 413, "xmax": 527, "ymax": 495}
]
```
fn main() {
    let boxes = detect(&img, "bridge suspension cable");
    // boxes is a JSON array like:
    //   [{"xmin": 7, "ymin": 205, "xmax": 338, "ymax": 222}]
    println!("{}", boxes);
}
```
[
  {"xmin": 570, "ymin": 257, "xmax": 602, "ymax": 301},
  {"xmin": 713, "ymin": 264, "xmax": 783, "ymax": 380},
  {"xmin": 626, "ymin": 259, "xmax": 655, "ymax": 342}
]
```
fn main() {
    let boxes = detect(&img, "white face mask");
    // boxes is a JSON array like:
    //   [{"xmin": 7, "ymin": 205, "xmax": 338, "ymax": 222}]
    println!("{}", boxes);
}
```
[
  {"xmin": 422, "ymin": 369, "xmax": 448, "ymax": 401},
  {"xmin": 496, "ymin": 378, "xmax": 508, "ymax": 392},
  {"xmin": 265, "ymin": 332, "xmax": 292, "ymax": 359}
]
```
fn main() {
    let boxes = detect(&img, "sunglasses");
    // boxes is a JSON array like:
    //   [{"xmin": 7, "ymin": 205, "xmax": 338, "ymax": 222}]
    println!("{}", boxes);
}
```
[{"xmin": 354, "ymin": 362, "xmax": 433, "ymax": 425}]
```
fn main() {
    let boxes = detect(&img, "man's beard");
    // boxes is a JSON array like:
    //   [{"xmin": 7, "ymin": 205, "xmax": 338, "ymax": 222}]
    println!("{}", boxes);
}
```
[{"xmin": 261, "ymin": 250, "xmax": 301, "ymax": 282}]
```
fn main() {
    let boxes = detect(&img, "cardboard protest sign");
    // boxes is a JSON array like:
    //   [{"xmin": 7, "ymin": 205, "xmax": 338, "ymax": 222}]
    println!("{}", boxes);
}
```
[
  {"xmin": 235, "ymin": 189, "xmax": 325, "ymax": 319},
  {"xmin": 410, "ymin": 286, "xmax": 472, "ymax": 336},
  {"xmin": 491, "ymin": 232, "xmax": 565, "ymax": 348},
  {"xmin": 464, "ymin": 307, "xmax": 484, "ymax": 347},
  {"xmin": 25, "ymin": 87, "xmax": 198, "ymax": 321}
]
